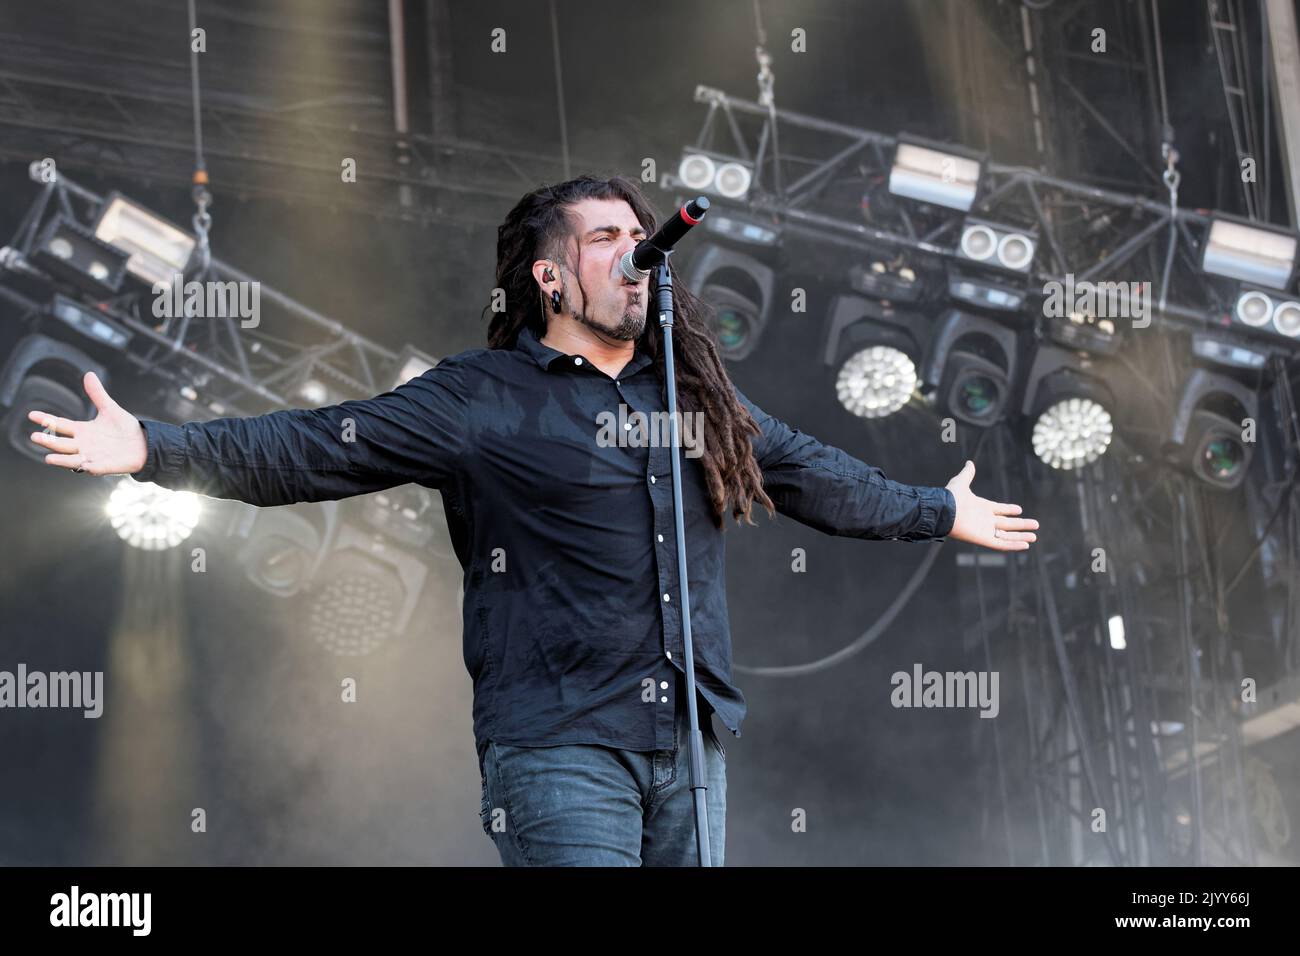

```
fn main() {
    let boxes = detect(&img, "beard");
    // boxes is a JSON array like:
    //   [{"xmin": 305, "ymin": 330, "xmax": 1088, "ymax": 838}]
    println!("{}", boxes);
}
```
[{"xmin": 575, "ymin": 294, "xmax": 647, "ymax": 341}]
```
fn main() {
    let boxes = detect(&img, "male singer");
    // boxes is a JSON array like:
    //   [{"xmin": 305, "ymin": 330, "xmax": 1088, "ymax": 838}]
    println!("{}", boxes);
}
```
[{"xmin": 29, "ymin": 174, "xmax": 1037, "ymax": 866}]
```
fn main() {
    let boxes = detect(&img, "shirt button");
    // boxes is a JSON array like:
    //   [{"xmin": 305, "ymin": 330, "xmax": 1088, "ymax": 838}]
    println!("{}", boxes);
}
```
[
  {"xmin": 624, "ymin": 421, "xmax": 632, "ymax": 430},
  {"xmin": 660, "ymin": 680, "xmax": 668, "ymax": 689},
  {"xmin": 650, "ymin": 475, "xmax": 657, "ymax": 484},
  {"xmin": 657, "ymin": 534, "xmax": 664, "ymax": 543},
  {"xmin": 661, "ymin": 695, "xmax": 668, "ymax": 703},
  {"xmin": 663, "ymin": 593, "xmax": 671, "ymax": 602},
  {"xmin": 574, "ymin": 356, "xmax": 583, "ymax": 366},
  {"xmin": 666, "ymin": 651, "xmax": 672, "ymax": 660}
]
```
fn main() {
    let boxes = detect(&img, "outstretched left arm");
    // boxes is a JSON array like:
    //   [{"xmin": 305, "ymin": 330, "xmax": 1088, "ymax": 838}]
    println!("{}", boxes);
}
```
[{"xmin": 736, "ymin": 388, "xmax": 1038, "ymax": 551}]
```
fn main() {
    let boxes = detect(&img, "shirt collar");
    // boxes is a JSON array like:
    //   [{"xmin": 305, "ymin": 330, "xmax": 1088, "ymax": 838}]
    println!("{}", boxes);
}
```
[{"xmin": 515, "ymin": 324, "xmax": 654, "ymax": 378}]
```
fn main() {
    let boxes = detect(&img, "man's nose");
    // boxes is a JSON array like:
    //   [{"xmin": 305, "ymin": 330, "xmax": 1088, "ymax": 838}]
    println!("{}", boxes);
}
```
[{"xmin": 615, "ymin": 234, "xmax": 641, "ymax": 261}]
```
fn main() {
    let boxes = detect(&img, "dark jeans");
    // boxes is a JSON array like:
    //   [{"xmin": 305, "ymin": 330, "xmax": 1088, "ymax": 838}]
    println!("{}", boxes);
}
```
[{"xmin": 478, "ymin": 689, "xmax": 727, "ymax": 866}]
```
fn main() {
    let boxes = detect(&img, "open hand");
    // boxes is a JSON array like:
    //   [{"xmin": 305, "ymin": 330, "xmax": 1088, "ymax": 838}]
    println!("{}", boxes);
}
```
[
  {"xmin": 27, "ymin": 371, "xmax": 147, "ymax": 476},
  {"xmin": 945, "ymin": 459, "xmax": 1038, "ymax": 551}
]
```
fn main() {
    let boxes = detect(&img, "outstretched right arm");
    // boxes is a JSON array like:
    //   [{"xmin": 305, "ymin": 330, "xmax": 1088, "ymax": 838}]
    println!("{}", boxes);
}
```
[{"xmin": 30, "ymin": 361, "xmax": 469, "ymax": 507}]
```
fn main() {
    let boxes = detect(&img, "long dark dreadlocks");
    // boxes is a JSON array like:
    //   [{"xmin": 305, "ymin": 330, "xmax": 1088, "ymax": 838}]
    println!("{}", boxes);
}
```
[{"xmin": 486, "ymin": 174, "xmax": 774, "ymax": 527}]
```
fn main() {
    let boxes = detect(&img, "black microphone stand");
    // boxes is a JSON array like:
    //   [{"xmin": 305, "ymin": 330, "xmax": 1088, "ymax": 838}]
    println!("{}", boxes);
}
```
[{"xmin": 653, "ymin": 254, "xmax": 713, "ymax": 867}]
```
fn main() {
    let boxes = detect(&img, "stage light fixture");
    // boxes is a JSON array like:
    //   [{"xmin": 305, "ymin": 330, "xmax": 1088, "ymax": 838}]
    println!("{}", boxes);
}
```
[
  {"xmin": 848, "ymin": 260, "xmax": 925, "ymax": 303},
  {"xmin": 957, "ymin": 219, "xmax": 1036, "ymax": 273},
  {"xmin": 1046, "ymin": 306, "xmax": 1122, "ymax": 355},
  {"xmin": 1021, "ymin": 346, "xmax": 1116, "ymax": 471},
  {"xmin": 1031, "ymin": 397, "xmax": 1114, "ymax": 470},
  {"xmin": 92, "ymin": 192, "xmax": 197, "ymax": 286},
  {"xmin": 921, "ymin": 310, "xmax": 1019, "ymax": 428},
  {"xmin": 677, "ymin": 153, "xmax": 716, "ymax": 192},
  {"xmin": 888, "ymin": 139, "xmax": 982, "ymax": 211},
  {"xmin": 30, "ymin": 215, "xmax": 130, "ymax": 296},
  {"xmin": 686, "ymin": 244, "xmax": 774, "ymax": 361},
  {"xmin": 49, "ymin": 295, "xmax": 133, "ymax": 351},
  {"xmin": 1190, "ymin": 333, "xmax": 1267, "ymax": 370},
  {"xmin": 947, "ymin": 268, "xmax": 1025, "ymax": 312},
  {"xmin": 106, "ymin": 477, "xmax": 202, "ymax": 551},
  {"xmin": 703, "ymin": 211, "xmax": 780, "ymax": 246},
  {"xmin": 1231, "ymin": 287, "xmax": 1300, "ymax": 338},
  {"xmin": 305, "ymin": 523, "xmax": 429, "ymax": 657},
  {"xmin": 235, "ymin": 508, "xmax": 324, "ymax": 598},
  {"xmin": 835, "ymin": 345, "xmax": 918, "ymax": 419},
  {"xmin": 1169, "ymin": 368, "xmax": 1257, "ymax": 491},
  {"xmin": 1201, "ymin": 217, "xmax": 1297, "ymax": 289},
  {"xmin": 675, "ymin": 152, "xmax": 754, "ymax": 201}
]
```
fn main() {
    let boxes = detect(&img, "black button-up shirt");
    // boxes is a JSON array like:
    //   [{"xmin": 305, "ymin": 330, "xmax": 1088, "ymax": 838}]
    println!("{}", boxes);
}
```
[{"xmin": 134, "ymin": 325, "xmax": 956, "ymax": 772}]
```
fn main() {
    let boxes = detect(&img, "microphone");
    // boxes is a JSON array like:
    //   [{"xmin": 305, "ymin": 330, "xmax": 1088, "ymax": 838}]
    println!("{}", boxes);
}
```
[{"xmin": 619, "ymin": 196, "xmax": 710, "ymax": 282}]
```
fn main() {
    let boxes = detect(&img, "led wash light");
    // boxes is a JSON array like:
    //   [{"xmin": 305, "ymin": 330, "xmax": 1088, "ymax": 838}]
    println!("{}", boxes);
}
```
[
  {"xmin": 1030, "ymin": 397, "xmax": 1113, "ymax": 470},
  {"xmin": 835, "ymin": 345, "xmax": 917, "ymax": 419},
  {"xmin": 106, "ymin": 478, "xmax": 202, "ymax": 551}
]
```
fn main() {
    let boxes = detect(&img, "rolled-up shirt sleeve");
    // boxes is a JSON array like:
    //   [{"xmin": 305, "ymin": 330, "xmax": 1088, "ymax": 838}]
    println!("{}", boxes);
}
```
[
  {"xmin": 735, "ymin": 386, "xmax": 956, "ymax": 542},
  {"xmin": 132, "ymin": 357, "xmax": 469, "ymax": 507}
]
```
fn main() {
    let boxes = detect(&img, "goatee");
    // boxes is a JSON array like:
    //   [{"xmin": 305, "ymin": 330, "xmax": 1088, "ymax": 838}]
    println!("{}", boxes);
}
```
[{"xmin": 577, "ymin": 305, "xmax": 646, "ymax": 342}]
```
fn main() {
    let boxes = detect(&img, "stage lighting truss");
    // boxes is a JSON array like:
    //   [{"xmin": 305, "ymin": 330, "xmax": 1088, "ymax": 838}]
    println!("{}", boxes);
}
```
[
  {"xmin": 666, "ymin": 85, "xmax": 1300, "ymax": 361},
  {"xmin": 0, "ymin": 165, "xmax": 422, "ymax": 426}
]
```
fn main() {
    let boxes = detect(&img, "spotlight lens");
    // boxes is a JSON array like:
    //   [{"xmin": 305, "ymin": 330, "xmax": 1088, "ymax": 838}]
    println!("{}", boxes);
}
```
[
  {"xmin": 835, "ymin": 346, "xmax": 917, "ymax": 419},
  {"xmin": 1031, "ymin": 397, "xmax": 1113, "ymax": 469},
  {"xmin": 1273, "ymin": 301, "xmax": 1300, "ymax": 337},
  {"xmin": 678, "ymin": 154, "xmax": 716, "ymax": 191},
  {"xmin": 714, "ymin": 309, "xmax": 749, "ymax": 351},
  {"xmin": 1202, "ymin": 437, "xmax": 1243, "ymax": 479},
  {"xmin": 961, "ymin": 225, "xmax": 997, "ymax": 261},
  {"xmin": 714, "ymin": 162, "xmax": 752, "ymax": 199},
  {"xmin": 958, "ymin": 374, "xmax": 1000, "ymax": 418},
  {"xmin": 996, "ymin": 233, "xmax": 1034, "ymax": 271},
  {"xmin": 1235, "ymin": 290, "xmax": 1273, "ymax": 326}
]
